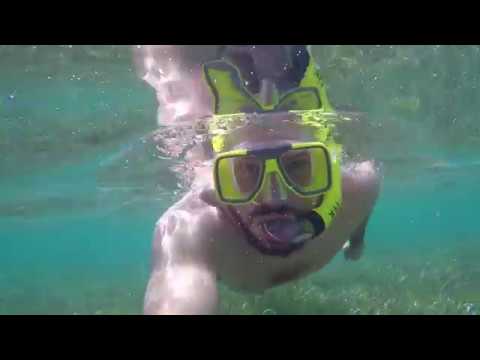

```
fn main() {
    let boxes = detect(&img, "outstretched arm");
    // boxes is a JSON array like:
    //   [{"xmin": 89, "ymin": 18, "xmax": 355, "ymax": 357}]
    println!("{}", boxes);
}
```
[
  {"xmin": 144, "ymin": 211, "xmax": 218, "ymax": 315},
  {"xmin": 342, "ymin": 160, "xmax": 381, "ymax": 261}
]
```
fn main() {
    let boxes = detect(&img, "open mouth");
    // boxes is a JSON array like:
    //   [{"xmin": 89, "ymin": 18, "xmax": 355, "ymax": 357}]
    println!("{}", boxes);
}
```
[{"xmin": 232, "ymin": 209, "xmax": 313, "ymax": 257}]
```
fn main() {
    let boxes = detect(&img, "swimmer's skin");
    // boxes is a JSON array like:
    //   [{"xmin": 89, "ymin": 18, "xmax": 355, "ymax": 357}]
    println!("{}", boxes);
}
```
[
  {"xmin": 140, "ymin": 46, "xmax": 379, "ymax": 314},
  {"xmin": 144, "ymin": 161, "xmax": 380, "ymax": 315}
]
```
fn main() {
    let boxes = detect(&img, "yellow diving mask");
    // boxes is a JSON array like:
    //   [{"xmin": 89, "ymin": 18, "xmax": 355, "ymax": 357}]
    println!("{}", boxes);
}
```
[
  {"xmin": 214, "ymin": 141, "xmax": 332, "ymax": 204},
  {"xmin": 211, "ymin": 122, "xmax": 343, "ymax": 235},
  {"xmin": 202, "ymin": 48, "xmax": 344, "ymax": 237}
]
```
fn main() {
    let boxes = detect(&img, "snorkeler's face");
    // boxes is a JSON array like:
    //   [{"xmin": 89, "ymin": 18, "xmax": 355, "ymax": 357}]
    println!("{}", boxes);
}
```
[{"xmin": 224, "ymin": 121, "xmax": 321, "ymax": 256}]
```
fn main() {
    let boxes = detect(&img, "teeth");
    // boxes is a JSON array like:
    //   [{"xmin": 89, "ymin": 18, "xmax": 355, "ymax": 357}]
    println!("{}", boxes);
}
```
[{"xmin": 292, "ymin": 233, "xmax": 313, "ymax": 244}]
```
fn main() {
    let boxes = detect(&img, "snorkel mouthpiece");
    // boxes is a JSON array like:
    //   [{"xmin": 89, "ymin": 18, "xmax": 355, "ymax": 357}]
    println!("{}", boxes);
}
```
[{"xmin": 263, "ymin": 217, "xmax": 314, "ymax": 245}]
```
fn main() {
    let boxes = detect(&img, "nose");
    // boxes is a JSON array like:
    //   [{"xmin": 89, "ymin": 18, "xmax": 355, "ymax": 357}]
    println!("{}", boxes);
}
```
[{"xmin": 255, "ymin": 173, "xmax": 288, "ymax": 205}]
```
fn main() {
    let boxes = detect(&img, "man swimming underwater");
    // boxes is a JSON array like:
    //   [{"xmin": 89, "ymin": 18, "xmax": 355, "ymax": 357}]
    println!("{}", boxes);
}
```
[{"xmin": 143, "ymin": 46, "xmax": 381, "ymax": 315}]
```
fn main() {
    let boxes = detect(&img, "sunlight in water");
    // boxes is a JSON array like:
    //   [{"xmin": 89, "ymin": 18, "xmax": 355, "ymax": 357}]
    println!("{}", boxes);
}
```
[{"xmin": 0, "ymin": 45, "xmax": 479, "ymax": 315}]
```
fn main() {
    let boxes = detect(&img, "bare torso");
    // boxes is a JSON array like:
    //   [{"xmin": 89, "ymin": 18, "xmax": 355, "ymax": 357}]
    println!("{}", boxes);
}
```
[
  {"xmin": 147, "ymin": 160, "xmax": 380, "ymax": 311},
  {"xmin": 139, "ymin": 45, "xmax": 381, "ymax": 314}
]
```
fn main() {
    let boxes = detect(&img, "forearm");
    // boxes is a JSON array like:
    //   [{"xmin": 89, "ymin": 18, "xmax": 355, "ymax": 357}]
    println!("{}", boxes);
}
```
[{"xmin": 144, "ymin": 267, "xmax": 219, "ymax": 315}]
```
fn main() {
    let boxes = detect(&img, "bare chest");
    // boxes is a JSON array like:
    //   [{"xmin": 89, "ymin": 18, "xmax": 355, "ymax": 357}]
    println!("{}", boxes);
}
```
[{"xmin": 213, "ymin": 198, "xmax": 361, "ymax": 292}]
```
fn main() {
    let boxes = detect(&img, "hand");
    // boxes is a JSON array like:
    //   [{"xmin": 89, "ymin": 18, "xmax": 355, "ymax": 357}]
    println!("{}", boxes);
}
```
[{"xmin": 344, "ymin": 241, "xmax": 364, "ymax": 261}]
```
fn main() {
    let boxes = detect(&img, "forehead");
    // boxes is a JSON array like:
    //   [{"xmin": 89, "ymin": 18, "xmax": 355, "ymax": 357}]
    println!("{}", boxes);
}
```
[{"xmin": 224, "ymin": 113, "xmax": 316, "ymax": 150}]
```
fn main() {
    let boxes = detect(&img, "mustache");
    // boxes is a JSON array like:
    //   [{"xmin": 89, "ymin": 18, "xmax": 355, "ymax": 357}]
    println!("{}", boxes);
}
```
[{"xmin": 249, "ymin": 204, "xmax": 298, "ymax": 217}]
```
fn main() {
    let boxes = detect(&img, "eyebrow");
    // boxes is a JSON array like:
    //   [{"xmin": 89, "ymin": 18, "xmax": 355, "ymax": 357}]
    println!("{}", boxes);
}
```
[
  {"xmin": 233, "ymin": 137, "xmax": 315, "ymax": 150},
  {"xmin": 232, "ymin": 140, "xmax": 289, "ymax": 151},
  {"xmin": 284, "ymin": 149, "xmax": 310, "ymax": 158}
]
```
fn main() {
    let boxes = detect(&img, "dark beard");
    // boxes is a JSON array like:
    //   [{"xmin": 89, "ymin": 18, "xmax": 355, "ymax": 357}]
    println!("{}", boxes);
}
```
[{"xmin": 225, "ymin": 206, "xmax": 307, "ymax": 257}]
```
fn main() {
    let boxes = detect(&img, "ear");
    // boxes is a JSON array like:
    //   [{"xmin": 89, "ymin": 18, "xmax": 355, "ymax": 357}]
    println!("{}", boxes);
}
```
[{"xmin": 199, "ymin": 187, "xmax": 222, "ymax": 208}]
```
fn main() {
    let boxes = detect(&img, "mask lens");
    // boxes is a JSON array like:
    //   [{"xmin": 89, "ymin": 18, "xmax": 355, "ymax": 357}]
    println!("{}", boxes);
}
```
[
  {"xmin": 233, "ymin": 156, "xmax": 262, "ymax": 194},
  {"xmin": 279, "ymin": 149, "xmax": 312, "ymax": 187},
  {"xmin": 279, "ymin": 146, "xmax": 331, "ymax": 195},
  {"xmin": 216, "ymin": 155, "xmax": 263, "ymax": 202}
]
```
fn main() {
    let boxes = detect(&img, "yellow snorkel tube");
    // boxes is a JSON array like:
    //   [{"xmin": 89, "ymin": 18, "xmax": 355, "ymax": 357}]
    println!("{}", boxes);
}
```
[{"xmin": 202, "ymin": 50, "xmax": 343, "ymax": 237}]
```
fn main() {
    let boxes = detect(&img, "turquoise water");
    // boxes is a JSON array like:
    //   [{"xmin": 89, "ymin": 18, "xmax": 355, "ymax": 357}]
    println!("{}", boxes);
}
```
[{"xmin": 1, "ymin": 45, "xmax": 479, "ymax": 315}]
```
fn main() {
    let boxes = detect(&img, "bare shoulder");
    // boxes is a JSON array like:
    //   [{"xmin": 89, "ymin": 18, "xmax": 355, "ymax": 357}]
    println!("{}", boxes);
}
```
[{"xmin": 342, "ymin": 160, "xmax": 381, "ymax": 206}]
